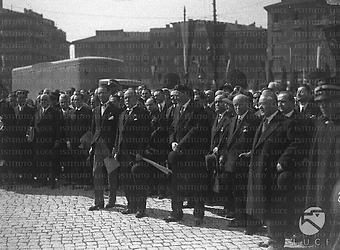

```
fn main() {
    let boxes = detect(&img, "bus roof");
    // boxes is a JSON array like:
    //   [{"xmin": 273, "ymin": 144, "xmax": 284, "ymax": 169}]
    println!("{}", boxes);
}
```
[
  {"xmin": 12, "ymin": 56, "xmax": 124, "ymax": 72},
  {"xmin": 99, "ymin": 78, "xmax": 143, "ymax": 87}
]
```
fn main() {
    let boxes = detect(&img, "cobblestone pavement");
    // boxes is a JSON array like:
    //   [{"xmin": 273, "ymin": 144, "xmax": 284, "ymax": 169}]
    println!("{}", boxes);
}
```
[{"xmin": 0, "ymin": 185, "xmax": 310, "ymax": 250}]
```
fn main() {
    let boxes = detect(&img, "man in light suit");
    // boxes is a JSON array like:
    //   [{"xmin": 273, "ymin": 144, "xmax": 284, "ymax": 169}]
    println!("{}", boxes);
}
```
[
  {"xmin": 245, "ymin": 90, "xmax": 299, "ymax": 250},
  {"xmin": 89, "ymin": 85, "xmax": 122, "ymax": 211}
]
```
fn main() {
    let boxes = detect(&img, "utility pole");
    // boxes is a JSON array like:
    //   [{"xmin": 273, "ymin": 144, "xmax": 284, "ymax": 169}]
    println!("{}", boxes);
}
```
[{"xmin": 212, "ymin": 0, "xmax": 218, "ymax": 87}]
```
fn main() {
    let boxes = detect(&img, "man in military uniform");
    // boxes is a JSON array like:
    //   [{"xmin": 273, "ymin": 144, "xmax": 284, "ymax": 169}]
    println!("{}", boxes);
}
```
[{"xmin": 304, "ymin": 77, "xmax": 340, "ymax": 250}]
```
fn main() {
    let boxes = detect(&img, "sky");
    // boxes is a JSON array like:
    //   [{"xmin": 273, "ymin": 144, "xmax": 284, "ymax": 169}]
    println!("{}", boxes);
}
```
[{"xmin": 5, "ymin": 0, "xmax": 280, "ymax": 42}]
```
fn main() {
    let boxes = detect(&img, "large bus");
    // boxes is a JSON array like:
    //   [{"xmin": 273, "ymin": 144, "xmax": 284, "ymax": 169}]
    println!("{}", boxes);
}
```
[{"xmin": 12, "ymin": 56, "xmax": 126, "ymax": 98}]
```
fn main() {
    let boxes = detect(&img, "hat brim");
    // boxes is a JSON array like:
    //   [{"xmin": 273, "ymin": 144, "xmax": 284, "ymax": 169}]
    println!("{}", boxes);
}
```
[{"xmin": 222, "ymin": 98, "xmax": 233, "ymax": 105}]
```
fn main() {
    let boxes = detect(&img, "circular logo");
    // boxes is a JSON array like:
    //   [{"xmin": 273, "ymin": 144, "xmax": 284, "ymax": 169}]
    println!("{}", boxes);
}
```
[{"xmin": 299, "ymin": 207, "xmax": 325, "ymax": 236}]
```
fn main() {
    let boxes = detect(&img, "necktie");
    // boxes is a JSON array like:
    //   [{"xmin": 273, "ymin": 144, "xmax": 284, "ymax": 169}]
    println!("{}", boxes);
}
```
[
  {"xmin": 179, "ymin": 106, "xmax": 185, "ymax": 116},
  {"xmin": 101, "ymin": 103, "xmax": 107, "ymax": 116},
  {"xmin": 236, "ymin": 116, "xmax": 242, "ymax": 127},
  {"xmin": 217, "ymin": 114, "xmax": 223, "ymax": 124},
  {"xmin": 123, "ymin": 109, "xmax": 131, "ymax": 123},
  {"xmin": 262, "ymin": 118, "xmax": 269, "ymax": 133}
]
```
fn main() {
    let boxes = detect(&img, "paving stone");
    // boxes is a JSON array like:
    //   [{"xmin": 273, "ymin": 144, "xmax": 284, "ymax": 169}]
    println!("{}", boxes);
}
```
[{"xmin": 0, "ymin": 187, "xmax": 308, "ymax": 250}]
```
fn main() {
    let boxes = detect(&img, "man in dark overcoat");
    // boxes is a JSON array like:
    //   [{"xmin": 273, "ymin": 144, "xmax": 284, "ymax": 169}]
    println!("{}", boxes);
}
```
[
  {"xmin": 222, "ymin": 94, "xmax": 261, "ymax": 228},
  {"xmin": 115, "ymin": 89, "xmax": 152, "ymax": 218},
  {"xmin": 165, "ymin": 85, "xmax": 210, "ymax": 226},
  {"xmin": 246, "ymin": 89, "xmax": 298, "ymax": 250},
  {"xmin": 303, "ymin": 77, "xmax": 340, "ymax": 250}
]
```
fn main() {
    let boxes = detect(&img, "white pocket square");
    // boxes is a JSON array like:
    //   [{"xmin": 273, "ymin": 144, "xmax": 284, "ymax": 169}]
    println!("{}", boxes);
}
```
[{"xmin": 108, "ymin": 116, "xmax": 115, "ymax": 120}]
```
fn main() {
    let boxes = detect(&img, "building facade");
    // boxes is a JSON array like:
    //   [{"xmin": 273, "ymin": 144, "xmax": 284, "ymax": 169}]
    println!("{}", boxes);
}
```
[
  {"xmin": 0, "ymin": 5, "xmax": 69, "ymax": 91},
  {"xmin": 264, "ymin": 0, "xmax": 340, "ymax": 89},
  {"xmin": 73, "ymin": 20, "xmax": 267, "ymax": 90}
]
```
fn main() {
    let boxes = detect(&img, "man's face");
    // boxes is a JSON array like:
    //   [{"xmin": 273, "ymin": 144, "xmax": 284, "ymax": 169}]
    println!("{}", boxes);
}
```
[
  {"xmin": 141, "ymin": 89, "xmax": 151, "ymax": 101},
  {"xmin": 59, "ymin": 97, "xmax": 69, "ymax": 110},
  {"xmin": 90, "ymin": 96, "xmax": 99, "ymax": 109},
  {"xmin": 170, "ymin": 90, "xmax": 179, "ymax": 105},
  {"xmin": 124, "ymin": 90, "xmax": 137, "ymax": 109},
  {"xmin": 258, "ymin": 95, "xmax": 277, "ymax": 117},
  {"xmin": 145, "ymin": 98, "xmax": 158, "ymax": 113},
  {"xmin": 17, "ymin": 93, "xmax": 26, "ymax": 105},
  {"xmin": 214, "ymin": 96, "xmax": 227, "ymax": 113},
  {"xmin": 177, "ymin": 91, "xmax": 189, "ymax": 105},
  {"xmin": 233, "ymin": 96, "xmax": 248, "ymax": 116},
  {"xmin": 97, "ymin": 87, "xmax": 110, "ymax": 104},
  {"xmin": 40, "ymin": 95, "xmax": 51, "ymax": 109},
  {"xmin": 153, "ymin": 91, "xmax": 164, "ymax": 104},
  {"xmin": 73, "ymin": 95, "xmax": 82, "ymax": 108},
  {"xmin": 205, "ymin": 90, "xmax": 214, "ymax": 103},
  {"xmin": 278, "ymin": 93, "xmax": 295, "ymax": 114},
  {"xmin": 296, "ymin": 87, "xmax": 309, "ymax": 103}
]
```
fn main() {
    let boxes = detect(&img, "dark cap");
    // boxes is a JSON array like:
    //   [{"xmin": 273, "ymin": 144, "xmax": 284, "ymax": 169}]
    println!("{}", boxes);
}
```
[
  {"xmin": 314, "ymin": 77, "xmax": 340, "ymax": 102},
  {"xmin": 173, "ymin": 84, "xmax": 191, "ymax": 93}
]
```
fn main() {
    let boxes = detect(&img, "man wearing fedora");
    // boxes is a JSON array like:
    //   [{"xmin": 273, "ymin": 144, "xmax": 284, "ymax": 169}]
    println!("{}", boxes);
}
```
[
  {"xmin": 164, "ymin": 85, "xmax": 210, "ymax": 226},
  {"xmin": 304, "ymin": 77, "xmax": 340, "ymax": 250},
  {"xmin": 245, "ymin": 89, "xmax": 299, "ymax": 250}
]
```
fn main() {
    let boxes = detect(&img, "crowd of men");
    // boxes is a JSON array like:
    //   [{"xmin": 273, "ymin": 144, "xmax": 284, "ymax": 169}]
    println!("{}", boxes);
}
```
[{"xmin": 0, "ymin": 78, "xmax": 340, "ymax": 250}]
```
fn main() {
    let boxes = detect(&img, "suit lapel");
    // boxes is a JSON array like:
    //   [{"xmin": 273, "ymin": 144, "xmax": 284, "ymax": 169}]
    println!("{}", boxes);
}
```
[
  {"xmin": 254, "ymin": 114, "xmax": 281, "ymax": 149},
  {"xmin": 176, "ymin": 105, "xmax": 193, "ymax": 128}
]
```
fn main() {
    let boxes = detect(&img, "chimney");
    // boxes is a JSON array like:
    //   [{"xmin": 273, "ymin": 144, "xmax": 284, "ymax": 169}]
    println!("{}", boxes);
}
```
[{"xmin": 0, "ymin": 0, "xmax": 3, "ymax": 11}]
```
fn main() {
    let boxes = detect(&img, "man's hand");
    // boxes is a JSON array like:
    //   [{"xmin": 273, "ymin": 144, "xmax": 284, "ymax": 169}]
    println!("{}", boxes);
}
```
[
  {"xmin": 212, "ymin": 147, "xmax": 219, "ymax": 154},
  {"xmin": 110, "ymin": 148, "xmax": 116, "ymax": 158},
  {"xmin": 53, "ymin": 140, "xmax": 60, "ymax": 149},
  {"xmin": 135, "ymin": 153, "xmax": 143, "ymax": 161},
  {"xmin": 171, "ymin": 142, "xmax": 179, "ymax": 152},
  {"xmin": 276, "ymin": 163, "xmax": 284, "ymax": 172},
  {"xmin": 66, "ymin": 141, "xmax": 72, "ymax": 150},
  {"xmin": 239, "ymin": 151, "xmax": 251, "ymax": 158}
]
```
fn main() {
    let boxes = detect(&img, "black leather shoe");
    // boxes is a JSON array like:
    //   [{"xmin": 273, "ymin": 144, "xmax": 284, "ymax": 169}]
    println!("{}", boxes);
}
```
[
  {"xmin": 135, "ymin": 211, "xmax": 147, "ymax": 218},
  {"xmin": 182, "ymin": 201, "xmax": 195, "ymax": 208},
  {"xmin": 121, "ymin": 209, "xmax": 135, "ymax": 215},
  {"xmin": 89, "ymin": 204, "xmax": 104, "ymax": 211},
  {"xmin": 105, "ymin": 203, "xmax": 116, "ymax": 209},
  {"xmin": 245, "ymin": 226, "xmax": 258, "ymax": 235},
  {"xmin": 257, "ymin": 241, "xmax": 269, "ymax": 248},
  {"xmin": 163, "ymin": 215, "xmax": 182, "ymax": 222},
  {"xmin": 227, "ymin": 219, "xmax": 246, "ymax": 228}
]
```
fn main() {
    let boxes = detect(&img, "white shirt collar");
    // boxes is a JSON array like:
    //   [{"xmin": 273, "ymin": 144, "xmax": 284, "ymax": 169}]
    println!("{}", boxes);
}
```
[
  {"xmin": 238, "ymin": 110, "xmax": 249, "ymax": 121},
  {"xmin": 181, "ymin": 99, "xmax": 191, "ymax": 111},
  {"xmin": 285, "ymin": 110, "xmax": 294, "ymax": 118}
]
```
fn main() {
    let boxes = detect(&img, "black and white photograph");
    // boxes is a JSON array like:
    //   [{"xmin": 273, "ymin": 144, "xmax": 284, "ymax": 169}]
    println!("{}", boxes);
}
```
[{"xmin": 1, "ymin": 0, "xmax": 340, "ymax": 249}]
